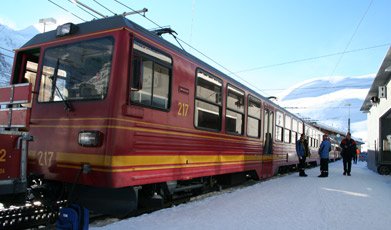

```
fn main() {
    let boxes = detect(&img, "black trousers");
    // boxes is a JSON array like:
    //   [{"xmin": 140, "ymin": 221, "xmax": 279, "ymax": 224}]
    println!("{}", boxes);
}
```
[
  {"xmin": 299, "ymin": 157, "xmax": 307, "ymax": 175},
  {"xmin": 320, "ymin": 158, "xmax": 329, "ymax": 175},
  {"xmin": 343, "ymin": 156, "xmax": 352, "ymax": 173},
  {"xmin": 353, "ymin": 155, "xmax": 357, "ymax": 164}
]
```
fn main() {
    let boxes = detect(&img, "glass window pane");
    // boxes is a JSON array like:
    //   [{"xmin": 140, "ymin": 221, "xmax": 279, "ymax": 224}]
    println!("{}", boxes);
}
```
[
  {"xmin": 264, "ymin": 111, "xmax": 269, "ymax": 137},
  {"xmin": 38, "ymin": 37, "xmax": 113, "ymax": 102},
  {"xmin": 284, "ymin": 129, "xmax": 290, "ymax": 143},
  {"xmin": 227, "ymin": 86, "xmax": 244, "ymax": 112},
  {"xmin": 285, "ymin": 115, "xmax": 291, "ymax": 129},
  {"xmin": 226, "ymin": 110, "xmax": 243, "ymax": 135},
  {"xmin": 276, "ymin": 126, "xmax": 283, "ymax": 141},
  {"xmin": 248, "ymin": 97, "xmax": 261, "ymax": 119},
  {"xmin": 298, "ymin": 122, "xmax": 303, "ymax": 134},
  {"xmin": 291, "ymin": 131, "xmax": 297, "ymax": 144},
  {"xmin": 131, "ymin": 60, "xmax": 153, "ymax": 106},
  {"xmin": 269, "ymin": 112, "xmax": 274, "ymax": 134},
  {"xmin": 247, "ymin": 116, "xmax": 260, "ymax": 138},
  {"xmin": 152, "ymin": 63, "xmax": 170, "ymax": 109},
  {"xmin": 276, "ymin": 111, "xmax": 283, "ymax": 127},
  {"xmin": 292, "ymin": 119, "xmax": 298, "ymax": 132},
  {"xmin": 130, "ymin": 41, "xmax": 172, "ymax": 110},
  {"xmin": 196, "ymin": 71, "xmax": 222, "ymax": 104},
  {"xmin": 195, "ymin": 100, "xmax": 221, "ymax": 130},
  {"xmin": 134, "ymin": 41, "xmax": 172, "ymax": 64}
]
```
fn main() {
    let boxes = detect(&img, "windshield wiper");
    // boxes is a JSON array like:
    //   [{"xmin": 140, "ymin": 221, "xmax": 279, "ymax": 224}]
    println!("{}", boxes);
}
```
[{"xmin": 49, "ymin": 59, "xmax": 73, "ymax": 112}]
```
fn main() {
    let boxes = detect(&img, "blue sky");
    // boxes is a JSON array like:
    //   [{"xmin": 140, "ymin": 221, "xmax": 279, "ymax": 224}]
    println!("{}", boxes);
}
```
[{"xmin": 1, "ymin": 0, "xmax": 390, "ymax": 97}]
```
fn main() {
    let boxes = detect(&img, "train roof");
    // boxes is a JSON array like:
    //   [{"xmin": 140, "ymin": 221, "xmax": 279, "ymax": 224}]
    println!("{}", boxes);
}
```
[{"xmin": 21, "ymin": 15, "xmax": 300, "ymax": 121}]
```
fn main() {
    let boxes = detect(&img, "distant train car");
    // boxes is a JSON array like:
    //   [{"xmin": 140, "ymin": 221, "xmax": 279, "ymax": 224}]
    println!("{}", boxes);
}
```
[
  {"xmin": 0, "ymin": 16, "xmax": 324, "ymax": 217},
  {"xmin": 329, "ymin": 135, "xmax": 342, "ymax": 161}
]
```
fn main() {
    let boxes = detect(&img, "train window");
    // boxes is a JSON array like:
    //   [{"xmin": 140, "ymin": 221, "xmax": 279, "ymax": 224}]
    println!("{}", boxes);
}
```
[
  {"xmin": 298, "ymin": 121, "xmax": 303, "ymax": 134},
  {"xmin": 291, "ymin": 131, "xmax": 297, "ymax": 144},
  {"xmin": 130, "ymin": 41, "xmax": 172, "ymax": 110},
  {"xmin": 285, "ymin": 115, "xmax": 291, "ymax": 129},
  {"xmin": 284, "ymin": 129, "xmax": 291, "ymax": 143},
  {"xmin": 38, "ymin": 37, "xmax": 113, "ymax": 102},
  {"xmin": 291, "ymin": 119, "xmax": 298, "ymax": 144},
  {"xmin": 275, "ymin": 111, "xmax": 284, "ymax": 142},
  {"xmin": 292, "ymin": 119, "xmax": 298, "ymax": 132},
  {"xmin": 284, "ymin": 115, "xmax": 291, "ymax": 143},
  {"xmin": 226, "ymin": 85, "xmax": 244, "ymax": 135},
  {"xmin": 263, "ymin": 109, "xmax": 274, "ymax": 154},
  {"xmin": 194, "ymin": 70, "xmax": 222, "ymax": 131},
  {"xmin": 247, "ymin": 96, "xmax": 261, "ymax": 138}
]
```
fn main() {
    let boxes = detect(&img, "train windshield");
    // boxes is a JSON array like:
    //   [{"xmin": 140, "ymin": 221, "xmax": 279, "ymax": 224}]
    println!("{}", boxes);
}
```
[{"xmin": 38, "ymin": 37, "xmax": 114, "ymax": 102}]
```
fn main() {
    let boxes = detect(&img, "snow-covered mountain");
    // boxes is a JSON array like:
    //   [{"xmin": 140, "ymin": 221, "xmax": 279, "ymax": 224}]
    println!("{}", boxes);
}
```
[
  {"xmin": 0, "ymin": 24, "xmax": 38, "ymax": 85},
  {"xmin": 278, "ymin": 75, "xmax": 373, "ymax": 145}
]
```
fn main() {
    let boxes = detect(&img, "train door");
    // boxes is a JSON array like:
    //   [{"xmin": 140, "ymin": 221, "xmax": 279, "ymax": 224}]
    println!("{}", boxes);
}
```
[
  {"xmin": 263, "ymin": 109, "xmax": 273, "ymax": 154},
  {"xmin": 12, "ymin": 49, "xmax": 40, "ymax": 108},
  {"xmin": 262, "ymin": 109, "xmax": 274, "ymax": 177}
]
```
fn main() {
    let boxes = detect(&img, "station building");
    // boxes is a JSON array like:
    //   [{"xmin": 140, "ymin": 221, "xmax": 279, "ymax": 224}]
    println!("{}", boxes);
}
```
[{"xmin": 361, "ymin": 47, "xmax": 391, "ymax": 175}]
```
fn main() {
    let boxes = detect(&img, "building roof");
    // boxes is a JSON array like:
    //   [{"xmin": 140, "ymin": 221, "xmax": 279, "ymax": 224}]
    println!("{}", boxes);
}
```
[
  {"xmin": 311, "ymin": 122, "xmax": 345, "ymax": 136},
  {"xmin": 360, "ymin": 47, "xmax": 391, "ymax": 112}
]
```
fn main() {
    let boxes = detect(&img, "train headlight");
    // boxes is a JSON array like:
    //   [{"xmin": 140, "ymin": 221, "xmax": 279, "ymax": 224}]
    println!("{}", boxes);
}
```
[
  {"xmin": 78, "ymin": 131, "xmax": 103, "ymax": 147},
  {"xmin": 56, "ymin": 23, "xmax": 78, "ymax": 37}
]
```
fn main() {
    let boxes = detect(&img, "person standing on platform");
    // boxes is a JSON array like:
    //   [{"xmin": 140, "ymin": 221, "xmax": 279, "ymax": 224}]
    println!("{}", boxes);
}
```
[
  {"xmin": 353, "ymin": 149, "xmax": 358, "ymax": 164},
  {"xmin": 318, "ymin": 134, "xmax": 331, "ymax": 177},
  {"xmin": 340, "ymin": 132, "xmax": 357, "ymax": 176},
  {"xmin": 296, "ymin": 134, "xmax": 309, "ymax": 177}
]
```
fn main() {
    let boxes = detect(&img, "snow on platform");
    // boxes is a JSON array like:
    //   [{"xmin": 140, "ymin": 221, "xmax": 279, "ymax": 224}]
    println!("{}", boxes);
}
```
[{"xmin": 91, "ymin": 161, "xmax": 391, "ymax": 230}]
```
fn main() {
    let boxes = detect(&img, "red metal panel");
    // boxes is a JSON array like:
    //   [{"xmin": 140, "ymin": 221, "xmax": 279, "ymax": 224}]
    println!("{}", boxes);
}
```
[
  {"xmin": 0, "ymin": 108, "xmax": 31, "ymax": 128},
  {"xmin": 0, "ymin": 83, "xmax": 31, "ymax": 104},
  {"xmin": 0, "ymin": 134, "xmax": 21, "ymax": 180}
]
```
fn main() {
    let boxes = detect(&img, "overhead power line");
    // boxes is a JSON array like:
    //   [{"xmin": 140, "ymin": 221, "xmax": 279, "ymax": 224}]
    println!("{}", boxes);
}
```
[
  {"xmin": 0, "ymin": 52, "xmax": 14, "ymax": 59},
  {"xmin": 47, "ymin": 0, "xmax": 86, "ymax": 22},
  {"xmin": 235, "ymin": 43, "xmax": 390, "ymax": 74},
  {"xmin": 261, "ymin": 84, "xmax": 372, "ymax": 92},
  {"xmin": 68, "ymin": 0, "xmax": 106, "ymax": 19},
  {"xmin": 93, "ymin": 0, "xmax": 116, "ymax": 15},
  {"xmin": 0, "ymin": 46, "xmax": 14, "ymax": 53},
  {"xmin": 45, "ymin": 0, "xmax": 386, "ymax": 99},
  {"xmin": 330, "ymin": 0, "xmax": 374, "ymax": 76},
  {"xmin": 284, "ymin": 106, "xmax": 360, "ymax": 110},
  {"xmin": 111, "ymin": 0, "xmax": 271, "ymax": 96}
]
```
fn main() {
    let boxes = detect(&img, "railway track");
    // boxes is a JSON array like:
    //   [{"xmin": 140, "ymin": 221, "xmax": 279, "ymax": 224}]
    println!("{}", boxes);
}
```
[{"xmin": 0, "ymin": 201, "xmax": 66, "ymax": 230}]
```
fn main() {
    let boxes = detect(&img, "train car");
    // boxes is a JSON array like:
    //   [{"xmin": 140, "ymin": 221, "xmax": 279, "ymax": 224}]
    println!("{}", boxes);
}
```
[
  {"xmin": 329, "ymin": 135, "xmax": 342, "ymax": 161},
  {"xmin": 0, "ymin": 16, "xmax": 323, "ymax": 217}
]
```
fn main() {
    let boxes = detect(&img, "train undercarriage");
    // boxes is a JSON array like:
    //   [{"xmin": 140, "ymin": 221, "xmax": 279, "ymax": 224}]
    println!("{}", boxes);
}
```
[
  {"xmin": 1, "ymin": 157, "xmax": 322, "ymax": 229},
  {"xmin": 0, "ymin": 169, "xmax": 259, "ymax": 229}
]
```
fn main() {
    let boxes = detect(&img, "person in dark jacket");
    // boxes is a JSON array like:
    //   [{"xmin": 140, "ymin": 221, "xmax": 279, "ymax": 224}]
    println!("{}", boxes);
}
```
[
  {"xmin": 340, "ymin": 132, "xmax": 357, "ymax": 176},
  {"xmin": 318, "ymin": 134, "xmax": 331, "ymax": 177},
  {"xmin": 296, "ymin": 134, "xmax": 309, "ymax": 177}
]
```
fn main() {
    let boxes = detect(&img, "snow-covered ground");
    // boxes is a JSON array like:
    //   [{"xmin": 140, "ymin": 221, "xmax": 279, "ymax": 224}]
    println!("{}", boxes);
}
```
[{"xmin": 91, "ymin": 161, "xmax": 391, "ymax": 230}]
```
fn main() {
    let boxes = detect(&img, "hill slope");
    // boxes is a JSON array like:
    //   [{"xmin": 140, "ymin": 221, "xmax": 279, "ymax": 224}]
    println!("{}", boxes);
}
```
[
  {"xmin": 278, "ymin": 75, "xmax": 373, "ymax": 143},
  {"xmin": 0, "ymin": 24, "xmax": 38, "ymax": 85}
]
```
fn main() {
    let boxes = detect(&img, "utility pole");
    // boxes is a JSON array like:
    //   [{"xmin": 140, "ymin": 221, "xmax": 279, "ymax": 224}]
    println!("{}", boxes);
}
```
[
  {"xmin": 345, "ymin": 103, "xmax": 351, "ymax": 133},
  {"xmin": 39, "ymin": 18, "xmax": 56, "ymax": 32}
]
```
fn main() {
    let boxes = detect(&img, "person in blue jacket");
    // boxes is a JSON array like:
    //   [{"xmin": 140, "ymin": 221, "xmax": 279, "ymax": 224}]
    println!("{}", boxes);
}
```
[
  {"xmin": 296, "ymin": 134, "xmax": 309, "ymax": 177},
  {"xmin": 318, "ymin": 134, "xmax": 331, "ymax": 177}
]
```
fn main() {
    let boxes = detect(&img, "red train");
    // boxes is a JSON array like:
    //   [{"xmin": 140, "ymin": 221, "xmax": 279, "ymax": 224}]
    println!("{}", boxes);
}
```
[{"xmin": 0, "ymin": 16, "xmax": 327, "ymax": 216}]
